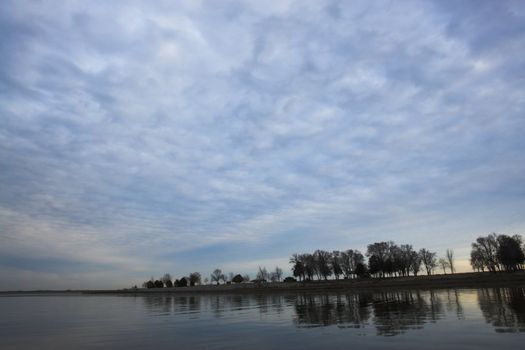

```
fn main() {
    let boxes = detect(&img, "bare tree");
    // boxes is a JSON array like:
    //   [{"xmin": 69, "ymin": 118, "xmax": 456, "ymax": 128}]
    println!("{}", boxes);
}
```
[
  {"xmin": 471, "ymin": 233, "xmax": 500, "ymax": 272},
  {"xmin": 419, "ymin": 249, "xmax": 437, "ymax": 275},
  {"xmin": 256, "ymin": 266, "xmax": 269, "ymax": 280},
  {"xmin": 470, "ymin": 249, "xmax": 485, "ymax": 272},
  {"xmin": 446, "ymin": 249, "xmax": 455, "ymax": 273},
  {"xmin": 314, "ymin": 250, "xmax": 332, "ymax": 280},
  {"xmin": 341, "ymin": 249, "xmax": 364, "ymax": 278},
  {"xmin": 274, "ymin": 266, "xmax": 283, "ymax": 282},
  {"xmin": 470, "ymin": 233, "xmax": 524, "ymax": 272},
  {"xmin": 410, "ymin": 252, "xmax": 422, "ymax": 276},
  {"xmin": 269, "ymin": 272, "xmax": 278, "ymax": 282},
  {"xmin": 331, "ymin": 251, "xmax": 343, "ymax": 279},
  {"xmin": 204, "ymin": 277, "xmax": 209, "ymax": 285},
  {"xmin": 243, "ymin": 274, "xmax": 250, "ymax": 282},
  {"xmin": 399, "ymin": 244, "xmax": 417, "ymax": 276},
  {"xmin": 438, "ymin": 258, "xmax": 450, "ymax": 274},
  {"xmin": 290, "ymin": 254, "xmax": 305, "ymax": 281},
  {"xmin": 211, "ymin": 268, "xmax": 223, "ymax": 285}
]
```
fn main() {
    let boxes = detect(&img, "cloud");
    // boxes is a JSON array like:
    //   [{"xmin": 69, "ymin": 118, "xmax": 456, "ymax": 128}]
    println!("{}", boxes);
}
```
[{"xmin": 1, "ymin": 0, "xmax": 524, "ymax": 289}]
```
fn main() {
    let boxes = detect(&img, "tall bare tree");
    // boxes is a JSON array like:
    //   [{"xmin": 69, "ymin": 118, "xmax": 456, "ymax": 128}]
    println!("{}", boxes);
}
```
[
  {"xmin": 331, "ymin": 251, "xmax": 343, "ymax": 279},
  {"xmin": 274, "ymin": 266, "xmax": 283, "ymax": 282},
  {"xmin": 257, "ymin": 266, "xmax": 269, "ymax": 280},
  {"xmin": 419, "ymin": 249, "xmax": 437, "ymax": 275},
  {"xmin": 314, "ymin": 250, "xmax": 332, "ymax": 280},
  {"xmin": 438, "ymin": 258, "xmax": 450, "ymax": 274},
  {"xmin": 446, "ymin": 249, "xmax": 455, "ymax": 273}
]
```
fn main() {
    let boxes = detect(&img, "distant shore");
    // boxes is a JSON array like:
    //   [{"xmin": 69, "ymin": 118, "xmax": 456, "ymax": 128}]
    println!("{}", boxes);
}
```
[
  {"xmin": 2, "ymin": 271, "xmax": 524, "ymax": 295},
  {"xmin": 83, "ymin": 271, "xmax": 525, "ymax": 295}
]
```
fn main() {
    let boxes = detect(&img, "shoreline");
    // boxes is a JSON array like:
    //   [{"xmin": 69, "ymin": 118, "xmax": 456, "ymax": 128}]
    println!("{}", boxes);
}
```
[
  {"xmin": 2, "ymin": 271, "xmax": 524, "ymax": 295},
  {"xmin": 86, "ymin": 271, "xmax": 525, "ymax": 295}
]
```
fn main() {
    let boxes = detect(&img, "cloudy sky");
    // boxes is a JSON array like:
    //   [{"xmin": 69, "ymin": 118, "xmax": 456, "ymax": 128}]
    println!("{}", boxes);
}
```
[{"xmin": 1, "ymin": 0, "xmax": 524, "ymax": 290}]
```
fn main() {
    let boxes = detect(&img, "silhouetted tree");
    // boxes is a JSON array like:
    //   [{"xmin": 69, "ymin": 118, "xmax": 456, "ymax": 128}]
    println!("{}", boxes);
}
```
[
  {"xmin": 496, "ymin": 235, "xmax": 524, "ymax": 271},
  {"xmin": 257, "ymin": 266, "xmax": 269, "ymax": 281},
  {"xmin": 368, "ymin": 255, "xmax": 382, "ymax": 277},
  {"xmin": 438, "ymin": 258, "xmax": 450, "ymax": 274},
  {"xmin": 290, "ymin": 254, "xmax": 306, "ymax": 281},
  {"xmin": 331, "ymin": 251, "xmax": 343, "ymax": 279},
  {"xmin": 398, "ymin": 244, "xmax": 417, "ymax": 276},
  {"xmin": 165, "ymin": 279, "xmax": 173, "ymax": 288},
  {"xmin": 471, "ymin": 233, "xmax": 500, "ymax": 272},
  {"xmin": 366, "ymin": 242, "xmax": 391, "ymax": 278},
  {"xmin": 470, "ymin": 249, "xmax": 485, "ymax": 272},
  {"xmin": 446, "ymin": 249, "xmax": 455, "ymax": 273},
  {"xmin": 274, "ymin": 266, "xmax": 283, "ymax": 282},
  {"xmin": 161, "ymin": 273, "xmax": 172, "ymax": 287},
  {"xmin": 177, "ymin": 277, "xmax": 188, "ymax": 287},
  {"xmin": 341, "ymin": 249, "xmax": 364, "ymax": 279},
  {"xmin": 211, "ymin": 269, "xmax": 223, "ymax": 285},
  {"xmin": 355, "ymin": 262, "xmax": 368, "ymax": 278},
  {"xmin": 314, "ymin": 250, "xmax": 332, "ymax": 280},
  {"xmin": 270, "ymin": 272, "xmax": 278, "ymax": 282},
  {"xmin": 189, "ymin": 272, "xmax": 201, "ymax": 286},
  {"xmin": 303, "ymin": 253, "xmax": 316, "ymax": 280},
  {"xmin": 283, "ymin": 276, "xmax": 297, "ymax": 282},
  {"xmin": 154, "ymin": 280, "xmax": 164, "ymax": 288},
  {"xmin": 146, "ymin": 280, "xmax": 155, "ymax": 289},
  {"xmin": 419, "ymin": 249, "xmax": 437, "ymax": 275},
  {"xmin": 410, "ymin": 250, "xmax": 422, "ymax": 276}
]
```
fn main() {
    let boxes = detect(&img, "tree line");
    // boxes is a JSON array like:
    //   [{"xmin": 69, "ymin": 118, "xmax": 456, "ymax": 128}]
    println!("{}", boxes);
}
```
[
  {"xmin": 289, "ymin": 243, "xmax": 456, "ymax": 281},
  {"xmin": 470, "ymin": 233, "xmax": 524, "ymax": 272},
  {"xmin": 140, "ymin": 233, "xmax": 523, "ymax": 288},
  {"xmin": 142, "ymin": 272, "xmax": 203, "ymax": 289}
]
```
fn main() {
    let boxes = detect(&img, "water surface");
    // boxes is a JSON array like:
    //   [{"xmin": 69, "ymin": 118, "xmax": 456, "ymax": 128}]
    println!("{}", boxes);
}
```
[{"xmin": 1, "ymin": 288, "xmax": 524, "ymax": 349}]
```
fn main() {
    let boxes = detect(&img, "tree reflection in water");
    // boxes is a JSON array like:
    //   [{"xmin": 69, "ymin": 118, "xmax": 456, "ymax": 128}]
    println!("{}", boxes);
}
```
[
  {"xmin": 141, "ymin": 295, "xmax": 174, "ymax": 315},
  {"xmin": 477, "ymin": 288, "xmax": 525, "ymax": 333},
  {"xmin": 137, "ymin": 288, "xmax": 525, "ymax": 336},
  {"xmin": 293, "ymin": 290, "xmax": 446, "ymax": 336}
]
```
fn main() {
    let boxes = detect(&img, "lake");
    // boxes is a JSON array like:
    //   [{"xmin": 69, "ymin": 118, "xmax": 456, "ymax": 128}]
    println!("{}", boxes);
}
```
[{"xmin": 1, "ymin": 287, "xmax": 524, "ymax": 349}]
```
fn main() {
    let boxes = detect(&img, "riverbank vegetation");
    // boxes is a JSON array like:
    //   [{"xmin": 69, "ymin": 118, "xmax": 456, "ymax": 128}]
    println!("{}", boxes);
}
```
[{"xmin": 140, "ymin": 233, "xmax": 524, "ymax": 289}]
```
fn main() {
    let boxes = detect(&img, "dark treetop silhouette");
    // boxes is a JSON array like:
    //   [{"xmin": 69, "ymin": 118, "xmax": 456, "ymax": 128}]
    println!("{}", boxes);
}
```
[{"xmin": 141, "ymin": 233, "xmax": 523, "ymax": 289}]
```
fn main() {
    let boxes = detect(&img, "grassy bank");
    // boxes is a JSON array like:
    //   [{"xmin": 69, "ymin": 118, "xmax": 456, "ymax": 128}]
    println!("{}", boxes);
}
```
[{"xmin": 85, "ymin": 271, "xmax": 525, "ymax": 295}]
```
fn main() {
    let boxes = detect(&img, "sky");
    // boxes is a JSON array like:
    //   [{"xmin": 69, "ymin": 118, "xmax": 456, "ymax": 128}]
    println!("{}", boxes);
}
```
[{"xmin": 1, "ymin": 0, "xmax": 524, "ymax": 290}]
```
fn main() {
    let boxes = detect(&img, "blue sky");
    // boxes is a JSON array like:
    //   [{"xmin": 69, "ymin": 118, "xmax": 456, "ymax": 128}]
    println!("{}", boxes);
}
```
[{"xmin": 1, "ymin": 0, "xmax": 524, "ymax": 290}]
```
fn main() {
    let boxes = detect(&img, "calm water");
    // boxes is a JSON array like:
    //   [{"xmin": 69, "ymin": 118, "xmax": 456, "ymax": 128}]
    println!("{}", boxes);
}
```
[{"xmin": 1, "ymin": 288, "xmax": 524, "ymax": 349}]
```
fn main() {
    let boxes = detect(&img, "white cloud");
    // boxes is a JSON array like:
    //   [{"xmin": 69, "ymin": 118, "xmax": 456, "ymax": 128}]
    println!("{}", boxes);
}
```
[{"xmin": 0, "ymin": 0, "xmax": 524, "ymax": 289}]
